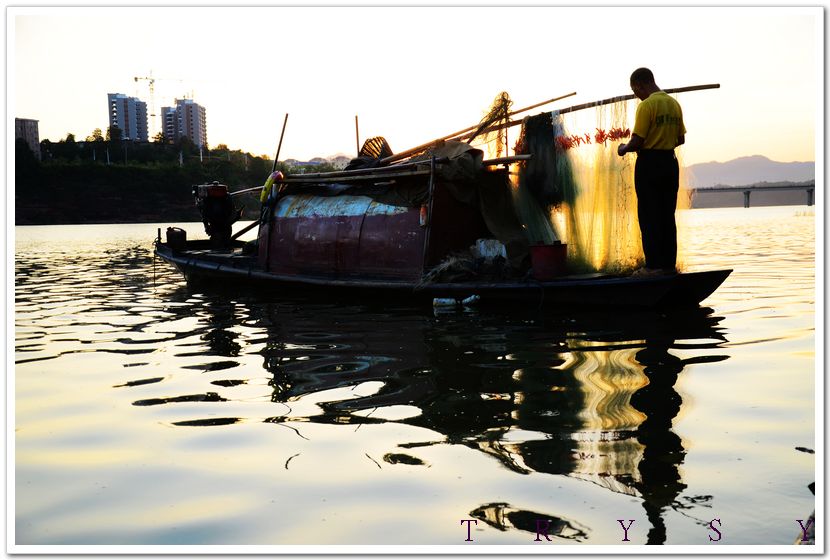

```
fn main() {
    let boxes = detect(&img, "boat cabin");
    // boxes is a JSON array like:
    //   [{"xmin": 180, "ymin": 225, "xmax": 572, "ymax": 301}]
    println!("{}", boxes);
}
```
[{"xmin": 256, "ymin": 141, "xmax": 529, "ymax": 284}]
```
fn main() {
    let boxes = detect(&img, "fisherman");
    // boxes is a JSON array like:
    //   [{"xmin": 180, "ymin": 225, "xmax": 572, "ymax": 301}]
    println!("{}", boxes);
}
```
[{"xmin": 617, "ymin": 67, "xmax": 686, "ymax": 276}]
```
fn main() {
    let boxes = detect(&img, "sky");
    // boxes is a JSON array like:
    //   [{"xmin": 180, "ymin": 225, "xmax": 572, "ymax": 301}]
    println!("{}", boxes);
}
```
[{"xmin": 9, "ymin": 6, "xmax": 823, "ymax": 167}]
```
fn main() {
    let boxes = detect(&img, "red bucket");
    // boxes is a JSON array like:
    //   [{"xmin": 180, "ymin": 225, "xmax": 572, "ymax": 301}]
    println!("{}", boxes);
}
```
[{"xmin": 530, "ymin": 242, "xmax": 567, "ymax": 280}]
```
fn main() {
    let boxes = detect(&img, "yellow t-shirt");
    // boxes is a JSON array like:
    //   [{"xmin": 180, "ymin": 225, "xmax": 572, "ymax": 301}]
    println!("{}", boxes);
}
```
[{"xmin": 632, "ymin": 92, "xmax": 686, "ymax": 150}]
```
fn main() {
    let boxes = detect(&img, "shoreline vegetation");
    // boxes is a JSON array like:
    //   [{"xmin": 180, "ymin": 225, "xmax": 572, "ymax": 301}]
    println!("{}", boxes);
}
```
[{"xmin": 14, "ymin": 135, "xmax": 339, "ymax": 226}]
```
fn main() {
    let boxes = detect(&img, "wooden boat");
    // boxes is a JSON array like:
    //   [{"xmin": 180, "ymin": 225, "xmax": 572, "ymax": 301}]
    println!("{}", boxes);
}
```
[{"xmin": 154, "ymin": 146, "xmax": 731, "ymax": 309}]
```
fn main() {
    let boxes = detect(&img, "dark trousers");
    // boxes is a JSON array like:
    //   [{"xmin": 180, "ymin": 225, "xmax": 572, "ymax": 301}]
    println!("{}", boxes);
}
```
[{"xmin": 634, "ymin": 150, "xmax": 679, "ymax": 270}]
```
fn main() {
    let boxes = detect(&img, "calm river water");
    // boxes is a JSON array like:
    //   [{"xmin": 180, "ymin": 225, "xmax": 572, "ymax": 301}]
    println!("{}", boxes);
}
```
[{"xmin": 13, "ymin": 206, "xmax": 816, "ymax": 549}]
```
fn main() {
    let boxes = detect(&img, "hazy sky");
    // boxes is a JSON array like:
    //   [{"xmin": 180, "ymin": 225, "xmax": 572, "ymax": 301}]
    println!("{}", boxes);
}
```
[{"xmin": 10, "ymin": 6, "xmax": 822, "ymax": 166}]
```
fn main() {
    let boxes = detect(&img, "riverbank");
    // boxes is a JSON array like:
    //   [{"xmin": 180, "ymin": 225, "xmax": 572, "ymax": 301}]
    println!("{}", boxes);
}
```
[{"xmin": 15, "ymin": 161, "xmax": 263, "ymax": 225}]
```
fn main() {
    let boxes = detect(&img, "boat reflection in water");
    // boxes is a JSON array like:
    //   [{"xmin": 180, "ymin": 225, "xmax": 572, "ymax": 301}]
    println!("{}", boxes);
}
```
[{"xmin": 143, "ymin": 296, "xmax": 728, "ymax": 544}]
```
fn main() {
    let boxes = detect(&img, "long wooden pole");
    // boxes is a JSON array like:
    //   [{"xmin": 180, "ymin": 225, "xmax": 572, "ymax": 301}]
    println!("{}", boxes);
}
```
[
  {"xmin": 229, "ymin": 186, "xmax": 264, "ymax": 197},
  {"xmin": 262, "ymin": 113, "xmax": 291, "ymax": 265},
  {"xmin": 460, "ymin": 83, "xmax": 720, "ymax": 139},
  {"xmin": 231, "ymin": 113, "xmax": 289, "ymax": 241},
  {"xmin": 273, "ymin": 113, "xmax": 289, "ymax": 172},
  {"xmin": 355, "ymin": 115, "xmax": 360, "ymax": 155},
  {"xmin": 379, "ymin": 91, "xmax": 577, "ymax": 165}
]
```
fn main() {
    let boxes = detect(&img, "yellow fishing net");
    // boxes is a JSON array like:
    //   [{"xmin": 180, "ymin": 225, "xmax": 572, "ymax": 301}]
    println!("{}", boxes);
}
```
[{"xmin": 556, "ymin": 100, "xmax": 642, "ymax": 273}]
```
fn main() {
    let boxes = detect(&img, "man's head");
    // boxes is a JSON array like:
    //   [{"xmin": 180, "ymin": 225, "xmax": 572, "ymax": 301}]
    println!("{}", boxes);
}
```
[{"xmin": 630, "ymin": 67, "xmax": 657, "ymax": 100}]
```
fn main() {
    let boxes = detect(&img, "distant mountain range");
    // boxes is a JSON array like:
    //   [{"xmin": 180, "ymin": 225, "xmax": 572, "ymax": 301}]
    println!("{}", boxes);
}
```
[{"xmin": 685, "ymin": 155, "xmax": 814, "ymax": 188}]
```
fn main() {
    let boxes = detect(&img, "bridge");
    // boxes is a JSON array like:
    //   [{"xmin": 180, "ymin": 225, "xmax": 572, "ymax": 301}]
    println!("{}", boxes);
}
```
[{"xmin": 689, "ymin": 182, "xmax": 815, "ymax": 208}]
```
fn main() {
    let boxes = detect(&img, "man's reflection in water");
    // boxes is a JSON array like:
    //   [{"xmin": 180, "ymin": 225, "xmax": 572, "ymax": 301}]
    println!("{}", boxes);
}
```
[{"xmin": 630, "ymin": 338, "xmax": 686, "ymax": 545}]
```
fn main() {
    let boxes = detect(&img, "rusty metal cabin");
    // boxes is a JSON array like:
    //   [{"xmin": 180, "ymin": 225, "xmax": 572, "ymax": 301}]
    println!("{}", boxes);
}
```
[{"xmin": 256, "ymin": 145, "xmax": 518, "ymax": 285}]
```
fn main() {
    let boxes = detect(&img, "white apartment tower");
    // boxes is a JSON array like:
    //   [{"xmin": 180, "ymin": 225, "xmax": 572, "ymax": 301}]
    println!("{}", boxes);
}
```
[
  {"xmin": 160, "ymin": 99, "xmax": 207, "ymax": 148},
  {"xmin": 107, "ymin": 93, "xmax": 149, "ymax": 142}
]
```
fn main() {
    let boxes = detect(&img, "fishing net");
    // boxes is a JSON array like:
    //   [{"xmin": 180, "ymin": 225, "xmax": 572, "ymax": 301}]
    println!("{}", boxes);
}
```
[
  {"xmin": 513, "ymin": 99, "xmax": 647, "ymax": 273},
  {"xmin": 674, "ymin": 148, "xmax": 690, "ymax": 271},
  {"xmin": 466, "ymin": 91, "xmax": 513, "ymax": 159},
  {"xmin": 512, "ymin": 111, "xmax": 579, "ymax": 245},
  {"xmin": 561, "ymin": 100, "xmax": 642, "ymax": 273},
  {"xmin": 514, "ymin": 111, "xmax": 579, "ymax": 208}
]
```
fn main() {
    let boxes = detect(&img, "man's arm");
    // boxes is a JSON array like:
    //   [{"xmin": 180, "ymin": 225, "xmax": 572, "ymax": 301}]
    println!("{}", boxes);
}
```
[
  {"xmin": 675, "ymin": 134, "xmax": 685, "ymax": 147},
  {"xmin": 617, "ymin": 133, "xmax": 645, "ymax": 156}
]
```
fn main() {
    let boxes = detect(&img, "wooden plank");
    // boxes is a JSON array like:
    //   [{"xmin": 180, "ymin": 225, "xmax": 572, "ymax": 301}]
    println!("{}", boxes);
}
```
[
  {"xmin": 282, "ymin": 160, "xmax": 435, "ymax": 181},
  {"xmin": 483, "ymin": 155, "xmax": 532, "ymax": 166},
  {"xmin": 280, "ymin": 170, "xmax": 432, "ymax": 184}
]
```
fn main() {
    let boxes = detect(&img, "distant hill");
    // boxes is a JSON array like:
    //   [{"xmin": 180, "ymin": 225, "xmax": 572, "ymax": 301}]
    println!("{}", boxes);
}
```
[{"xmin": 685, "ymin": 155, "xmax": 814, "ymax": 188}]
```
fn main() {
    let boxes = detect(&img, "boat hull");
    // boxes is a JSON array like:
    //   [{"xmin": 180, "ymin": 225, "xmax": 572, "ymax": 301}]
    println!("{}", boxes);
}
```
[{"xmin": 155, "ymin": 241, "xmax": 731, "ymax": 309}]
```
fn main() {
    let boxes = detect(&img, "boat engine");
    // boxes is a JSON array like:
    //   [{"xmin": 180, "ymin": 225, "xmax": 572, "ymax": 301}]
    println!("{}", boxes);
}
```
[{"xmin": 193, "ymin": 181, "xmax": 242, "ymax": 248}]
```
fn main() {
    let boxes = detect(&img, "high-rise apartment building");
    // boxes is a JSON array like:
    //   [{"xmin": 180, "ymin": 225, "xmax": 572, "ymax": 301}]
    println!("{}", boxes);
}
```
[
  {"xmin": 107, "ymin": 93, "xmax": 148, "ymax": 141},
  {"xmin": 160, "ymin": 99, "xmax": 207, "ymax": 148},
  {"xmin": 161, "ymin": 107, "xmax": 178, "ymax": 143},
  {"xmin": 15, "ymin": 118, "xmax": 41, "ymax": 160}
]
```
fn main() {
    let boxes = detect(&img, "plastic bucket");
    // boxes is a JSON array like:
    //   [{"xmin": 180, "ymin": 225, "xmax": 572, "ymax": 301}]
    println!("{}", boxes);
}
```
[{"xmin": 530, "ymin": 242, "xmax": 567, "ymax": 280}]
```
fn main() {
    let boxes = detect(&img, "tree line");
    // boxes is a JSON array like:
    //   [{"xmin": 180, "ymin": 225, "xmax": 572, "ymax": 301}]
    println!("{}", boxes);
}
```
[{"xmin": 15, "ymin": 126, "xmax": 340, "ymax": 225}]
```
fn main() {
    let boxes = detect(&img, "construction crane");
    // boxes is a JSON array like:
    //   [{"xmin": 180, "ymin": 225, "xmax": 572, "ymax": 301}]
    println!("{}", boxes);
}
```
[
  {"xmin": 134, "ymin": 75, "xmax": 158, "ymax": 139},
  {"xmin": 134, "ymin": 74, "xmax": 186, "ymax": 140},
  {"xmin": 134, "ymin": 75, "xmax": 157, "ymax": 117}
]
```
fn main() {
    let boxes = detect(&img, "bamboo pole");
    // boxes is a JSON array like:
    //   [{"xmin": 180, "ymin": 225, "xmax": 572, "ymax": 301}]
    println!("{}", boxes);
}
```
[
  {"xmin": 272, "ymin": 113, "xmax": 289, "ymax": 172},
  {"xmin": 379, "ymin": 91, "xmax": 577, "ymax": 165},
  {"xmin": 229, "ymin": 186, "xmax": 265, "ymax": 196},
  {"xmin": 231, "ymin": 113, "xmax": 289, "ymax": 241},
  {"xmin": 460, "ymin": 83, "xmax": 720, "ymax": 139},
  {"xmin": 547, "ymin": 83, "xmax": 718, "ymax": 117},
  {"xmin": 263, "ymin": 114, "xmax": 290, "ymax": 266},
  {"xmin": 355, "ymin": 115, "xmax": 360, "ymax": 155},
  {"xmin": 230, "ymin": 212, "xmax": 262, "ymax": 240}
]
